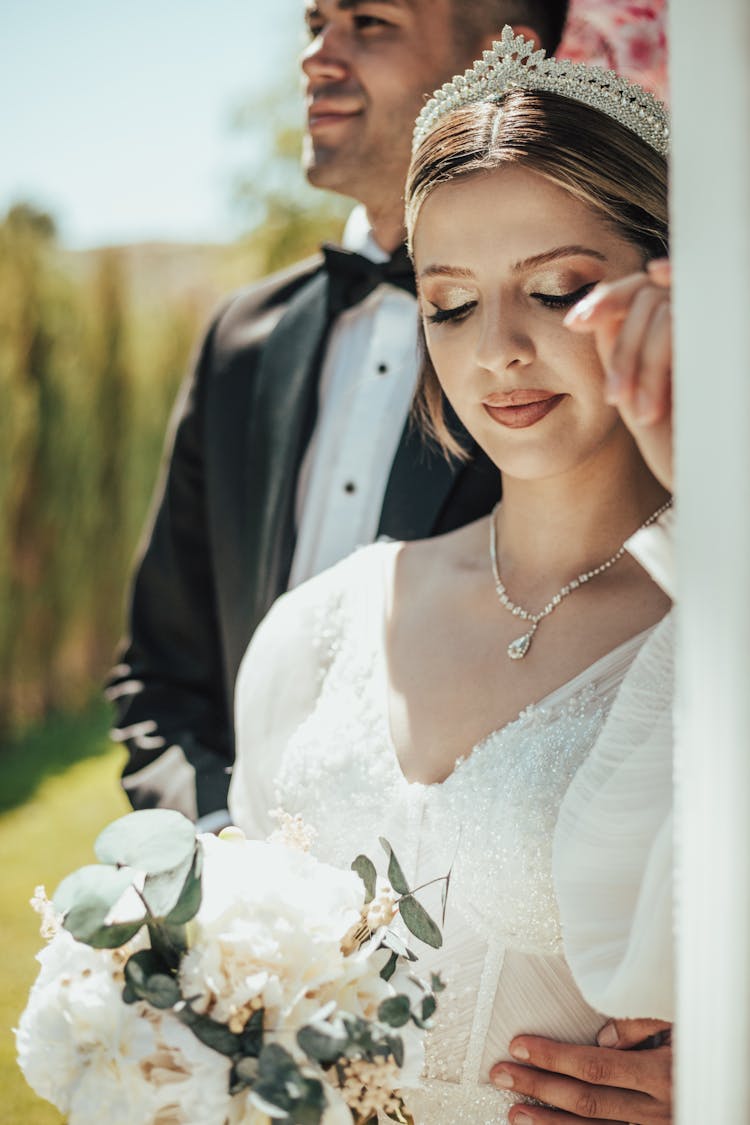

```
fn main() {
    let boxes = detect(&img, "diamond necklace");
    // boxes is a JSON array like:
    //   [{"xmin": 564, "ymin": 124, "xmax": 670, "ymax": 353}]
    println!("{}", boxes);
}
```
[{"xmin": 489, "ymin": 498, "xmax": 673, "ymax": 660}]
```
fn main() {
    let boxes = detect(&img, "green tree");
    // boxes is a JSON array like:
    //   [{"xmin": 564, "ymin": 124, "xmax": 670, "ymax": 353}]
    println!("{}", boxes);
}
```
[
  {"xmin": 230, "ymin": 76, "xmax": 350, "ymax": 273},
  {"xmin": 0, "ymin": 204, "xmax": 79, "ymax": 732}
]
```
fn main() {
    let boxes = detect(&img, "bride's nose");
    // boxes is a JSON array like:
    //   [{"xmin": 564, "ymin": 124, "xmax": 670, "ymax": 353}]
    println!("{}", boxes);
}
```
[{"xmin": 474, "ymin": 306, "xmax": 535, "ymax": 374}]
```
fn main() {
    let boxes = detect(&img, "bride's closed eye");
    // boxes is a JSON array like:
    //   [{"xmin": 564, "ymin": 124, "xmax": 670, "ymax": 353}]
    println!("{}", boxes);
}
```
[
  {"xmin": 531, "ymin": 282, "xmax": 597, "ymax": 310},
  {"xmin": 425, "ymin": 300, "xmax": 477, "ymax": 325}
]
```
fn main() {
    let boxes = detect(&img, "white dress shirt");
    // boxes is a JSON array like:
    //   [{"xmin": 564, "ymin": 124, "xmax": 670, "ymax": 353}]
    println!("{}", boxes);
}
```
[{"xmin": 287, "ymin": 206, "xmax": 419, "ymax": 589}]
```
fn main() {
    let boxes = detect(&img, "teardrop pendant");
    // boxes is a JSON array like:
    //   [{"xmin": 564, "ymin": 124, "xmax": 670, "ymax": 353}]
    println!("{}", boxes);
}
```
[{"xmin": 507, "ymin": 631, "xmax": 533, "ymax": 660}]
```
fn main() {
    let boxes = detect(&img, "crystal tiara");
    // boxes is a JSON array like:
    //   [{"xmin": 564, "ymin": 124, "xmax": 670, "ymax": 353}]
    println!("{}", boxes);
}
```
[{"xmin": 412, "ymin": 25, "xmax": 670, "ymax": 157}]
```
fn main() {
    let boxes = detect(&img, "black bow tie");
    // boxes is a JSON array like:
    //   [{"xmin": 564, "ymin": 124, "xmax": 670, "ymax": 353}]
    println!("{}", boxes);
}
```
[{"xmin": 322, "ymin": 242, "xmax": 417, "ymax": 315}]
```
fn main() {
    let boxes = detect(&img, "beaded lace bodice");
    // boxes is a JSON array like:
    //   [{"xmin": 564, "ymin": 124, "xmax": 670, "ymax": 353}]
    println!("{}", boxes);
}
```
[{"xmin": 230, "ymin": 542, "xmax": 659, "ymax": 1124}]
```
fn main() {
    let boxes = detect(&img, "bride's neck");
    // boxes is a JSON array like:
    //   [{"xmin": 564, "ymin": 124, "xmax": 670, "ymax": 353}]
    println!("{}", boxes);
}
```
[{"xmin": 494, "ymin": 453, "xmax": 669, "ymax": 591}]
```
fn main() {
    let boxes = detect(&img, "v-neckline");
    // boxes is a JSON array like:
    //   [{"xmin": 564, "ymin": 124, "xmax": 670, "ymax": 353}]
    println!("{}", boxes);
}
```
[{"xmin": 370, "ymin": 541, "xmax": 657, "ymax": 791}]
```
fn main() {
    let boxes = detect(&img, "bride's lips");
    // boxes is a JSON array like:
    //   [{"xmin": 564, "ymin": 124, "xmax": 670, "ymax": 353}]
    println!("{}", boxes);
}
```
[{"xmin": 482, "ymin": 390, "xmax": 566, "ymax": 429}]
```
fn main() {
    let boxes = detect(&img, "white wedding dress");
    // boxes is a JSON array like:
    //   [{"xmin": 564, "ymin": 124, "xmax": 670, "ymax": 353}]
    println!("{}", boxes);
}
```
[{"xmin": 229, "ymin": 529, "xmax": 674, "ymax": 1124}]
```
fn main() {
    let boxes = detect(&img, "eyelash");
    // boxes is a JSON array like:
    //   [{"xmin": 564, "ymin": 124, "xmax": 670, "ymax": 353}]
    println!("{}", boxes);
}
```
[
  {"xmin": 426, "ymin": 283, "xmax": 598, "ymax": 325},
  {"xmin": 426, "ymin": 302, "xmax": 476, "ymax": 325},
  {"xmin": 532, "ymin": 282, "xmax": 597, "ymax": 309}
]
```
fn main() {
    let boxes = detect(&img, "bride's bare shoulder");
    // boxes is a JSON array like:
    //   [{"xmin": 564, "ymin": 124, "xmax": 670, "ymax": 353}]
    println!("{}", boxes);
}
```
[{"xmin": 396, "ymin": 515, "xmax": 491, "ymax": 588}]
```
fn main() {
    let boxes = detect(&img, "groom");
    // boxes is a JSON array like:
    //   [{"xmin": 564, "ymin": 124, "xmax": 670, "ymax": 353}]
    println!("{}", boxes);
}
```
[
  {"xmin": 108, "ymin": 0, "xmax": 569, "ymax": 828},
  {"xmin": 108, "ymin": 3, "xmax": 672, "ymax": 1121}
]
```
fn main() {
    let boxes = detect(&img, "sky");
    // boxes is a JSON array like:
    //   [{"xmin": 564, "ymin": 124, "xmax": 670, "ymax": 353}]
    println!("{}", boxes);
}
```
[{"xmin": 1, "ymin": 0, "xmax": 306, "ymax": 248}]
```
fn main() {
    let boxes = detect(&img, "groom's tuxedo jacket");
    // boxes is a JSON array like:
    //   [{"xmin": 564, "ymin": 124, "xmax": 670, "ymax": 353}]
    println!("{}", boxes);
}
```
[{"xmin": 109, "ymin": 254, "xmax": 502, "ymax": 820}]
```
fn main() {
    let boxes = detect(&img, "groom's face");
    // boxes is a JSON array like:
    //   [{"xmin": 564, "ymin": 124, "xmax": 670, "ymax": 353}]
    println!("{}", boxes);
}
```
[{"xmin": 301, "ymin": 0, "xmax": 473, "ymax": 210}]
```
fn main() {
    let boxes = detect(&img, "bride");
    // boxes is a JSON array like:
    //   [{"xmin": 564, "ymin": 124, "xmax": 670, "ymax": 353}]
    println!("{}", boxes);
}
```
[{"xmin": 229, "ymin": 28, "xmax": 674, "ymax": 1125}]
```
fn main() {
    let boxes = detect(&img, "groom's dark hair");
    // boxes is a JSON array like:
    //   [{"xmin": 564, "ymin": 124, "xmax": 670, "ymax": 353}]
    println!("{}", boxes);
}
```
[{"xmin": 454, "ymin": 1, "xmax": 569, "ymax": 54}]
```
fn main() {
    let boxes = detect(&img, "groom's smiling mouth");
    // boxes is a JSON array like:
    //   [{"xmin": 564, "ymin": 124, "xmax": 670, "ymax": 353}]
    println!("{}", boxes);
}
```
[{"xmin": 307, "ymin": 98, "xmax": 363, "ymax": 131}]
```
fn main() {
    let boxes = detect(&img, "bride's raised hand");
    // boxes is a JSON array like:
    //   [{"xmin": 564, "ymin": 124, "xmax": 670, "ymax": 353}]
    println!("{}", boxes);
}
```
[{"xmin": 564, "ymin": 260, "xmax": 673, "ymax": 492}]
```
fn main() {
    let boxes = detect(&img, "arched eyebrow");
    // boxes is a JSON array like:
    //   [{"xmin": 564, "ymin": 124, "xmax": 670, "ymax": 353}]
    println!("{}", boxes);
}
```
[
  {"xmin": 419, "ymin": 265, "xmax": 476, "ymax": 280},
  {"xmin": 512, "ymin": 245, "xmax": 608, "ymax": 271},
  {"xmin": 337, "ymin": 0, "xmax": 411, "ymax": 9},
  {"xmin": 419, "ymin": 246, "xmax": 608, "ymax": 282}
]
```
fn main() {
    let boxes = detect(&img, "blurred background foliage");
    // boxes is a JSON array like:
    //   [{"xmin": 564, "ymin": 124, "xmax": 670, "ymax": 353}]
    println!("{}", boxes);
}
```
[
  {"xmin": 0, "ymin": 83, "xmax": 349, "ymax": 744},
  {"xmin": 2, "ymin": 64, "xmax": 352, "ymax": 1124}
]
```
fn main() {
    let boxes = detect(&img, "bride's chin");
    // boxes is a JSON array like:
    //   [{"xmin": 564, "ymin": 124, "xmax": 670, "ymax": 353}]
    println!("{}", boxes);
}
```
[{"xmin": 477, "ymin": 436, "xmax": 566, "ymax": 481}]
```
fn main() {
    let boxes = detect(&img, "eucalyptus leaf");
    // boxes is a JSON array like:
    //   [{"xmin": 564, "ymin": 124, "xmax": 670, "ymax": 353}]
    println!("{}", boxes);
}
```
[
  {"xmin": 398, "ymin": 895, "xmax": 442, "ymax": 949},
  {"xmin": 230, "ymin": 1056, "xmax": 260, "ymax": 1094},
  {"xmin": 147, "ymin": 918, "xmax": 188, "ymax": 967},
  {"xmin": 431, "ymin": 972, "xmax": 446, "ymax": 994},
  {"xmin": 253, "ymin": 1044, "xmax": 306, "ymax": 1116},
  {"xmin": 290, "ymin": 1080, "xmax": 326, "ymax": 1125},
  {"xmin": 53, "ymin": 865, "xmax": 139, "ymax": 945},
  {"xmin": 122, "ymin": 983, "xmax": 138, "ymax": 1005},
  {"xmin": 380, "ymin": 951, "xmax": 398, "ymax": 982},
  {"xmin": 125, "ymin": 949, "xmax": 167, "ymax": 988},
  {"xmin": 297, "ymin": 1020, "xmax": 350, "ymax": 1063},
  {"xmin": 378, "ymin": 838, "xmax": 410, "ymax": 895},
  {"xmin": 239, "ymin": 1007, "xmax": 264, "ymax": 1058},
  {"xmin": 124, "ymin": 950, "xmax": 181, "ymax": 1009},
  {"xmin": 86, "ymin": 919, "xmax": 146, "ymax": 950},
  {"xmin": 142, "ymin": 854, "xmax": 193, "ymax": 918},
  {"xmin": 257, "ymin": 1042, "xmax": 300, "ymax": 1082},
  {"xmin": 351, "ymin": 854, "xmax": 377, "ymax": 904},
  {"xmin": 95, "ymin": 809, "xmax": 196, "ymax": 875},
  {"xmin": 378, "ymin": 995, "xmax": 411, "ymax": 1028},
  {"xmin": 144, "ymin": 973, "xmax": 182, "ymax": 1009},
  {"xmin": 165, "ymin": 844, "xmax": 203, "ymax": 925},
  {"xmin": 420, "ymin": 994, "xmax": 437, "ymax": 1021},
  {"xmin": 387, "ymin": 1034, "xmax": 405, "ymax": 1068},
  {"xmin": 177, "ymin": 1004, "xmax": 241, "ymax": 1057}
]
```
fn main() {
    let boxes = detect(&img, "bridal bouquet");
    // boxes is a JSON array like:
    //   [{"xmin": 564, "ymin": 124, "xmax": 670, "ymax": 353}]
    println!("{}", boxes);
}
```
[{"xmin": 17, "ymin": 809, "xmax": 445, "ymax": 1125}]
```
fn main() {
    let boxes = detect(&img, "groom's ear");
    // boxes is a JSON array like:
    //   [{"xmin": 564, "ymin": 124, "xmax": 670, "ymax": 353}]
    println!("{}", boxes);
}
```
[{"xmin": 477, "ymin": 23, "xmax": 542, "ymax": 53}]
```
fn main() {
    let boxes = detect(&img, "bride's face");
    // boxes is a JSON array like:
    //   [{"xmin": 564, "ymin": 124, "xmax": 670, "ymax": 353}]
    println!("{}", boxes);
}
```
[{"xmin": 413, "ymin": 164, "xmax": 646, "ymax": 480}]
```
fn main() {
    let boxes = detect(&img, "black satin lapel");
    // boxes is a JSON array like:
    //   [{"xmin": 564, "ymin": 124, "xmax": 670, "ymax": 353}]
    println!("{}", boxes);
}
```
[
  {"xmin": 379, "ymin": 412, "xmax": 502, "ymax": 541},
  {"xmin": 244, "ymin": 272, "xmax": 329, "ymax": 619},
  {"xmin": 377, "ymin": 417, "xmax": 460, "ymax": 541}
]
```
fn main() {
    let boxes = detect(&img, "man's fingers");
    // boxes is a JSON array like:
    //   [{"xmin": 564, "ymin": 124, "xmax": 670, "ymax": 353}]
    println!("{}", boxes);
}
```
[
  {"xmin": 598, "ymin": 1019, "xmax": 673, "ymax": 1051},
  {"xmin": 504, "ymin": 1036, "xmax": 658, "ymax": 1093},
  {"xmin": 491, "ymin": 1060, "xmax": 653, "ymax": 1121},
  {"xmin": 508, "ymin": 1105, "xmax": 624, "ymax": 1125}
]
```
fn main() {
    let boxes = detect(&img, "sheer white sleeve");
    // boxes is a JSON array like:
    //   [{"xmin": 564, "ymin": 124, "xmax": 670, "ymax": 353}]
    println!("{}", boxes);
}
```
[
  {"xmin": 228, "ymin": 557, "xmax": 353, "ymax": 839},
  {"xmin": 553, "ymin": 508, "xmax": 675, "ymax": 1021}
]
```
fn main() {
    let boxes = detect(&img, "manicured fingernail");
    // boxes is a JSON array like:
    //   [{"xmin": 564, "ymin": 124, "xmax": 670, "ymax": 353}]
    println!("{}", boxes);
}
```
[
  {"xmin": 513, "ymin": 1113, "xmax": 534, "ymax": 1125},
  {"xmin": 564, "ymin": 296, "xmax": 595, "ymax": 326},
  {"xmin": 510, "ymin": 1043, "xmax": 530, "ymax": 1060},
  {"xmin": 491, "ymin": 1068, "xmax": 514, "ymax": 1089},
  {"xmin": 597, "ymin": 1022, "xmax": 619, "ymax": 1047}
]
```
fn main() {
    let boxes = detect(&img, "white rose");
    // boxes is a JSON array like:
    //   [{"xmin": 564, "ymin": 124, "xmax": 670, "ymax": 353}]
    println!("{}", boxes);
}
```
[
  {"xmin": 183, "ymin": 838, "xmax": 365, "ymax": 1032},
  {"xmin": 17, "ymin": 929, "xmax": 233, "ymax": 1125}
]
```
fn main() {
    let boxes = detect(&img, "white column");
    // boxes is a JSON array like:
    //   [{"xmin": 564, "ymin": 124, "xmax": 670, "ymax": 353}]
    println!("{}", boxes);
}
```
[{"xmin": 669, "ymin": 1, "xmax": 750, "ymax": 1120}]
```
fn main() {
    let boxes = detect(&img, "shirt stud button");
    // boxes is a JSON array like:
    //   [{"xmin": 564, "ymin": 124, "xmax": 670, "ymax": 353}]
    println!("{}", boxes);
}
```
[
  {"xmin": 377, "ymin": 362, "xmax": 388, "ymax": 374},
  {"xmin": 344, "ymin": 481, "xmax": 357, "ymax": 494}
]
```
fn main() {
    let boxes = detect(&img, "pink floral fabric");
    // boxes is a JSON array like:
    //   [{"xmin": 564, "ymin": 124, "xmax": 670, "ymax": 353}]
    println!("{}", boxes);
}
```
[{"xmin": 558, "ymin": 0, "xmax": 669, "ymax": 104}]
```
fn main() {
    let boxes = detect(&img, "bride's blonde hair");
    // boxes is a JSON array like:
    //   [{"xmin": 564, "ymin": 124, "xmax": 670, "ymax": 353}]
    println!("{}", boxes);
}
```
[{"xmin": 405, "ymin": 89, "xmax": 669, "ymax": 458}]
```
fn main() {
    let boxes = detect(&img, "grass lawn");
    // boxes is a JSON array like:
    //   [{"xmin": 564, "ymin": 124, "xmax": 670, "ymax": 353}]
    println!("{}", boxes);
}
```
[{"xmin": 0, "ymin": 705, "xmax": 129, "ymax": 1125}]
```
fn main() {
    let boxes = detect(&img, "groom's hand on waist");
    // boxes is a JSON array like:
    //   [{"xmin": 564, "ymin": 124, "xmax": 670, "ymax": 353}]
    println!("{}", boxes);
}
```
[{"xmin": 489, "ymin": 1018, "xmax": 672, "ymax": 1124}]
